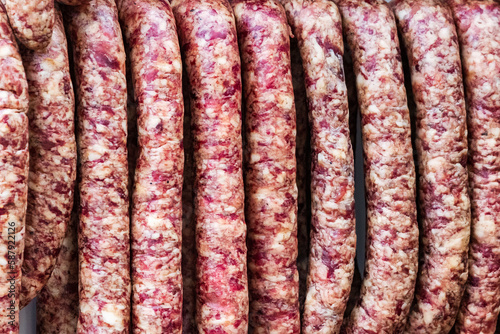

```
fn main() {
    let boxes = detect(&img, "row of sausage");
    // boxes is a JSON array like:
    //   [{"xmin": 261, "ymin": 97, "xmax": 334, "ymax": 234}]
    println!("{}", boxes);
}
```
[{"xmin": 1, "ymin": 0, "xmax": 499, "ymax": 333}]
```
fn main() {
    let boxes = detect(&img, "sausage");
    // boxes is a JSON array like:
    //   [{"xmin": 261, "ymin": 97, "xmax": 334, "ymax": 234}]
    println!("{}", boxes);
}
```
[
  {"xmin": 3, "ymin": 0, "xmax": 54, "ymax": 50},
  {"xmin": 171, "ymin": 0, "xmax": 249, "ymax": 332},
  {"xmin": 19, "ymin": 7, "xmax": 77, "ymax": 309},
  {"xmin": 116, "ymin": 0, "xmax": 184, "ymax": 332},
  {"xmin": 282, "ymin": 1, "xmax": 356, "ymax": 332},
  {"xmin": 181, "ymin": 70, "xmax": 197, "ymax": 334},
  {"xmin": 334, "ymin": 0, "xmax": 419, "ymax": 332},
  {"xmin": 446, "ymin": 1, "xmax": 500, "ymax": 333},
  {"xmin": 389, "ymin": 0, "xmax": 471, "ymax": 333},
  {"xmin": 63, "ymin": 0, "xmax": 131, "ymax": 332},
  {"xmin": 0, "ymin": 3, "xmax": 29, "ymax": 333},
  {"xmin": 230, "ymin": 0, "xmax": 300, "ymax": 332},
  {"xmin": 37, "ymin": 207, "xmax": 79, "ymax": 334},
  {"xmin": 290, "ymin": 37, "xmax": 310, "ymax": 316}
]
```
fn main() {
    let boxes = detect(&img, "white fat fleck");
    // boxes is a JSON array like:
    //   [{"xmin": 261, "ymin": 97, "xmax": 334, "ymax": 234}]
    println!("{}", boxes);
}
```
[
  {"xmin": 217, "ymin": 56, "xmax": 227, "ymax": 65},
  {"xmin": 146, "ymin": 115, "xmax": 162, "ymax": 130},
  {"xmin": 378, "ymin": 140, "xmax": 392, "ymax": 152},
  {"xmin": 474, "ymin": 218, "xmax": 496, "ymax": 239},
  {"xmin": 102, "ymin": 307, "xmax": 125, "ymax": 329},
  {"xmin": 0, "ymin": 45, "xmax": 13, "ymax": 58},
  {"xmin": 87, "ymin": 150, "xmax": 103, "ymax": 162},
  {"xmin": 315, "ymin": 77, "xmax": 327, "ymax": 94},
  {"xmin": 311, "ymin": 41, "xmax": 325, "ymax": 66},
  {"xmin": 146, "ymin": 215, "xmax": 163, "ymax": 229},
  {"xmin": 273, "ymin": 231, "xmax": 291, "ymax": 245},
  {"xmin": 157, "ymin": 61, "xmax": 173, "ymax": 73},
  {"xmin": 438, "ymin": 26, "xmax": 451, "ymax": 40},
  {"xmin": 205, "ymin": 107, "xmax": 216, "ymax": 118},
  {"xmin": 490, "ymin": 127, "xmax": 500, "ymax": 137},
  {"xmin": 87, "ymin": 21, "xmax": 101, "ymax": 35},
  {"xmin": 164, "ymin": 39, "xmax": 176, "ymax": 52},
  {"xmin": 277, "ymin": 93, "xmax": 293, "ymax": 111},
  {"xmin": 173, "ymin": 58, "xmax": 182, "ymax": 72},
  {"xmin": 4, "ymin": 171, "xmax": 17, "ymax": 183},
  {"xmin": 422, "ymin": 307, "xmax": 435, "ymax": 324},
  {"xmin": 367, "ymin": 104, "xmax": 380, "ymax": 114},
  {"xmin": 444, "ymin": 254, "xmax": 462, "ymax": 271},
  {"xmin": 250, "ymin": 153, "xmax": 261, "ymax": 164}
]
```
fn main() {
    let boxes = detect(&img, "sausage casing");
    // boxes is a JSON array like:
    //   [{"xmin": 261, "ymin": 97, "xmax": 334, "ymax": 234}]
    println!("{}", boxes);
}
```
[
  {"xmin": 231, "ymin": 0, "xmax": 300, "ymax": 332},
  {"xmin": 390, "ymin": 0, "xmax": 471, "ymax": 333},
  {"xmin": 4, "ymin": 0, "xmax": 54, "ymax": 50},
  {"xmin": 63, "ymin": 0, "xmax": 131, "ymax": 332},
  {"xmin": 334, "ymin": 0, "xmax": 419, "ymax": 332},
  {"xmin": 117, "ymin": 0, "xmax": 184, "ymax": 332},
  {"xmin": 171, "ymin": 0, "xmax": 249, "ymax": 332},
  {"xmin": 282, "ymin": 1, "xmax": 356, "ymax": 333},
  {"xmin": 20, "ymin": 7, "xmax": 76, "ymax": 309},
  {"xmin": 447, "ymin": 1, "xmax": 500, "ymax": 333},
  {"xmin": 0, "ymin": 3, "xmax": 29, "ymax": 333},
  {"xmin": 37, "ymin": 208, "xmax": 79, "ymax": 334}
]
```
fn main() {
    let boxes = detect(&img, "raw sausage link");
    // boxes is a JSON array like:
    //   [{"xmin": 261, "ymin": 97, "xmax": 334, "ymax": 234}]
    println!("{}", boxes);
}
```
[
  {"xmin": 231, "ymin": 0, "xmax": 300, "ymax": 332},
  {"xmin": 283, "ymin": 1, "xmax": 356, "ymax": 333},
  {"xmin": 334, "ymin": 0, "xmax": 419, "ymax": 332},
  {"xmin": 19, "ymin": 8, "xmax": 77, "ymax": 309},
  {"xmin": 0, "ymin": 3, "xmax": 29, "ymax": 332},
  {"xmin": 390, "ymin": 0, "xmax": 471, "ymax": 333},
  {"xmin": 63, "ymin": 0, "xmax": 131, "ymax": 332},
  {"xmin": 117, "ymin": 0, "xmax": 184, "ymax": 332},
  {"xmin": 171, "ymin": 0, "xmax": 249, "ymax": 332},
  {"xmin": 4, "ymin": 0, "xmax": 54, "ymax": 50},
  {"xmin": 447, "ymin": 1, "xmax": 500, "ymax": 333},
  {"xmin": 290, "ymin": 37, "xmax": 310, "ymax": 317},
  {"xmin": 181, "ymin": 70, "xmax": 197, "ymax": 334},
  {"xmin": 37, "ymin": 208, "xmax": 79, "ymax": 334}
]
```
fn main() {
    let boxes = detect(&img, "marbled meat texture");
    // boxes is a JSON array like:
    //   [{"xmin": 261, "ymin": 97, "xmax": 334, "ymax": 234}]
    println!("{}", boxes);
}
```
[
  {"xmin": 171, "ymin": 0, "xmax": 249, "ymax": 332},
  {"xmin": 37, "ymin": 209, "xmax": 79, "ymax": 334},
  {"xmin": 0, "ymin": 3, "xmax": 29, "ymax": 333},
  {"xmin": 231, "ymin": 0, "xmax": 300, "ymax": 332},
  {"xmin": 20, "ymin": 8, "xmax": 77, "ymax": 309},
  {"xmin": 282, "ymin": 0, "xmax": 356, "ymax": 333},
  {"xmin": 117, "ymin": 0, "xmax": 184, "ymax": 332},
  {"xmin": 390, "ymin": 0, "xmax": 471, "ymax": 333},
  {"xmin": 63, "ymin": 0, "xmax": 131, "ymax": 332},
  {"xmin": 447, "ymin": 0, "xmax": 500, "ymax": 333},
  {"xmin": 3, "ymin": 0, "xmax": 54, "ymax": 50},
  {"xmin": 334, "ymin": 0, "xmax": 419, "ymax": 333}
]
